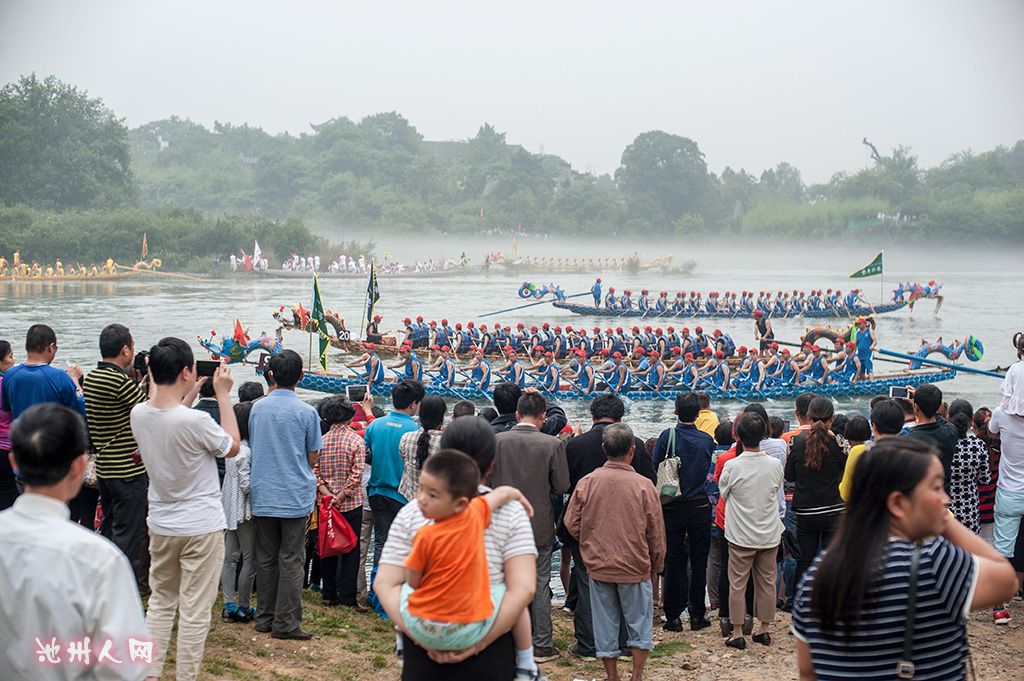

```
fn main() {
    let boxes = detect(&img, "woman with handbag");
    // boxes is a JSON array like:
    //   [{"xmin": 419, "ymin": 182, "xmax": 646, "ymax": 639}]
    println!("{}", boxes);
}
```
[
  {"xmin": 792, "ymin": 437, "xmax": 1018, "ymax": 680},
  {"xmin": 313, "ymin": 395, "xmax": 368, "ymax": 611}
]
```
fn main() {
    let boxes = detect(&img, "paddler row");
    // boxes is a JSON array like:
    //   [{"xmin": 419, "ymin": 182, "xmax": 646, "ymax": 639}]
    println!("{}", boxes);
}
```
[
  {"xmin": 589, "ymin": 279, "xmax": 874, "ymax": 317},
  {"xmin": 342, "ymin": 330, "xmax": 878, "ymax": 397}
]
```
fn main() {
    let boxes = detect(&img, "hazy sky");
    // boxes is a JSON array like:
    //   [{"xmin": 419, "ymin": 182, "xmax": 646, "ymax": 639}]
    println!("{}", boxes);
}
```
[{"xmin": 2, "ymin": 0, "xmax": 1022, "ymax": 182}]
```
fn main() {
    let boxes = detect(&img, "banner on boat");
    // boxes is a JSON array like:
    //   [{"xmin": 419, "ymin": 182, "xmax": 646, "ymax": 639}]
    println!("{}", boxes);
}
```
[{"xmin": 850, "ymin": 251, "xmax": 883, "ymax": 278}]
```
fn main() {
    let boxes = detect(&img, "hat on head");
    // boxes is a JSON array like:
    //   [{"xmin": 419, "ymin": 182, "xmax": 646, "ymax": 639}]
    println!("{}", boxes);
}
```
[
  {"xmin": 715, "ymin": 350, "xmax": 725, "ymax": 359},
  {"xmin": 467, "ymin": 321, "xmax": 474, "ymax": 328},
  {"xmin": 714, "ymin": 329, "xmax": 722, "ymax": 337},
  {"xmin": 441, "ymin": 318, "xmax": 448, "ymax": 325},
  {"xmin": 612, "ymin": 351, "xmax": 622, "ymax": 359},
  {"xmin": 703, "ymin": 347, "xmax": 713, "ymax": 355},
  {"xmin": 754, "ymin": 310, "xmax": 764, "ymax": 317},
  {"xmin": 431, "ymin": 344, "xmax": 440, "ymax": 350},
  {"xmin": 770, "ymin": 342, "xmax": 779, "ymax": 350},
  {"xmin": 416, "ymin": 315, "xmax": 423, "ymax": 322},
  {"xmin": 374, "ymin": 315, "xmax": 382, "ymax": 321},
  {"xmin": 695, "ymin": 326, "xmax": 703, "ymax": 333},
  {"xmin": 738, "ymin": 345, "xmax": 748, "ymax": 354},
  {"xmin": 544, "ymin": 351, "xmax": 553, "ymax": 358},
  {"xmin": 684, "ymin": 352, "xmax": 694, "ymax": 360},
  {"xmin": 403, "ymin": 317, "xmax": 412, "ymax": 324}
]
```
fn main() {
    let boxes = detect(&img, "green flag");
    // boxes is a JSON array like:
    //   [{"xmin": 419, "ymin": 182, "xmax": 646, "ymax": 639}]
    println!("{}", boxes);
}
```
[
  {"xmin": 311, "ymin": 273, "xmax": 330, "ymax": 372},
  {"xmin": 850, "ymin": 251, "xmax": 883, "ymax": 278}
]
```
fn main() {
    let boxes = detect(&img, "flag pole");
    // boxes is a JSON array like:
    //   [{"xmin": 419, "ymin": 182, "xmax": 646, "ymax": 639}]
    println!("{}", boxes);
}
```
[
  {"xmin": 879, "ymin": 249, "xmax": 884, "ymax": 304},
  {"xmin": 361, "ymin": 261, "xmax": 372, "ymax": 342},
  {"xmin": 308, "ymin": 273, "xmax": 315, "ymax": 371}
]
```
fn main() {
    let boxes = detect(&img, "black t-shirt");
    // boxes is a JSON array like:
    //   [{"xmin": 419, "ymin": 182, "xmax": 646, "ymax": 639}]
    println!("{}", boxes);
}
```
[
  {"xmin": 785, "ymin": 432, "xmax": 847, "ymax": 514},
  {"xmin": 906, "ymin": 418, "xmax": 958, "ymax": 493}
]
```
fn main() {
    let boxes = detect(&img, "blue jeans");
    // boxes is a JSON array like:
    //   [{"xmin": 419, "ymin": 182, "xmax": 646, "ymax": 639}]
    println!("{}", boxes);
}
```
[
  {"xmin": 994, "ymin": 487, "xmax": 1024, "ymax": 558},
  {"xmin": 590, "ymin": 579, "xmax": 653, "ymax": 659}
]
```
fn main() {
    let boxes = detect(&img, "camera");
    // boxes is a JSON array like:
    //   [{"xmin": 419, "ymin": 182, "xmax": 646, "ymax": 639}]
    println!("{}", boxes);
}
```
[{"xmin": 133, "ymin": 350, "xmax": 149, "ymax": 376}]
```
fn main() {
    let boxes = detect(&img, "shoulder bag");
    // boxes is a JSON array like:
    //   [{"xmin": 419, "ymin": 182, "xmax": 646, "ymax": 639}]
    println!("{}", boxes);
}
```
[{"xmin": 656, "ymin": 426, "xmax": 681, "ymax": 503}]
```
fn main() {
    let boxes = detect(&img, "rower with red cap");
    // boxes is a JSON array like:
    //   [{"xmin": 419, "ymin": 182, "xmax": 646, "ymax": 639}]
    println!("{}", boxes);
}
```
[
  {"xmin": 697, "ymin": 348, "xmax": 731, "ymax": 391},
  {"xmin": 478, "ymin": 324, "xmax": 496, "ymax": 356},
  {"xmin": 712, "ymin": 329, "xmax": 736, "ymax": 358},
  {"xmin": 692, "ymin": 326, "xmax": 709, "ymax": 355},
  {"xmin": 637, "ymin": 288, "xmax": 650, "ymax": 314},
  {"xmin": 832, "ymin": 340, "xmax": 861, "ymax": 384},
  {"xmin": 665, "ymin": 349, "xmax": 699, "ymax": 391},
  {"xmin": 634, "ymin": 349, "xmax": 668, "ymax": 392},
  {"xmin": 854, "ymin": 316, "xmax": 877, "ymax": 379},
  {"xmin": 429, "ymin": 345, "xmax": 457, "ymax": 388},
  {"xmin": 563, "ymin": 348, "xmax": 597, "ymax": 395},
  {"xmin": 345, "ymin": 341, "xmax": 385, "ymax": 388},
  {"xmin": 591, "ymin": 277, "xmax": 602, "ymax": 307},
  {"xmin": 604, "ymin": 286, "xmax": 617, "ymax": 309},
  {"xmin": 415, "ymin": 315, "xmax": 430, "ymax": 348},
  {"xmin": 655, "ymin": 290, "xmax": 669, "ymax": 314},
  {"xmin": 497, "ymin": 345, "xmax": 526, "ymax": 388},
  {"xmin": 366, "ymin": 314, "xmax": 384, "ymax": 344},
  {"xmin": 620, "ymin": 289, "xmax": 634, "ymax": 311},
  {"xmin": 753, "ymin": 309, "xmax": 775, "ymax": 352},
  {"xmin": 532, "ymin": 352, "xmax": 561, "ymax": 393},
  {"xmin": 598, "ymin": 351, "xmax": 632, "ymax": 394},
  {"xmin": 799, "ymin": 344, "xmax": 832, "ymax": 385},
  {"xmin": 388, "ymin": 342, "xmax": 424, "ymax": 382},
  {"xmin": 401, "ymin": 317, "xmax": 416, "ymax": 348},
  {"xmin": 761, "ymin": 342, "xmax": 782, "ymax": 384},
  {"xmin": 463, "ymin": 346, "xmax": 492, "ymax": 391}
]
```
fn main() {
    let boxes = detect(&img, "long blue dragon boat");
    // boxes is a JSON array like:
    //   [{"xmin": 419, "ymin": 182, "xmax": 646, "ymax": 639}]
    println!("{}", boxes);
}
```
[
  {"xmin": 552, "ymin": 299, "xmax": 908, "ymax": 319},
  {"xmin": 273, "ymin": 367, "xmax": 955, "ymax": 402}
]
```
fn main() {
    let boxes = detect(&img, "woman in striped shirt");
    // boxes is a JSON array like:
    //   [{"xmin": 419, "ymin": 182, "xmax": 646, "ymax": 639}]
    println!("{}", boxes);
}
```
[{"xmin": 792, "ymin": 438, "xmax": 1018, "ymax": 681}]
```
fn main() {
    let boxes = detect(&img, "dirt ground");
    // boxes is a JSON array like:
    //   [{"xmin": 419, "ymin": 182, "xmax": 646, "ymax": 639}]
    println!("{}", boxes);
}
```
[{"xmin": 156, "ymin": 592, "xmax": 1023, "ymax": 680}]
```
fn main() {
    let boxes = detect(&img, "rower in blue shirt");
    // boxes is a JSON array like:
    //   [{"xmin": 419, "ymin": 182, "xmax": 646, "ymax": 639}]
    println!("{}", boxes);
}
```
[
  {"xmin": 345, "ymin": 342, "xmax": 385, "ymax": 388},
  {"xmin": 498, "ymin": 347, "xmax": 526, "ymax": 388},
  {"xmin": 464, "ymin": 347, "xmax": 492, "ymax": 391},
  {"xmin": 535, "ymin": 352, "xmax": 561, "ymax": 393},
  {"xmin": 655, "ymin": 291, "xmax": 669, "ymax": 313},
  {"xmin": 604, "ymin": 287, "xmax": 617, "ymax": 309},
  {"xmin": 800, "ymin": 345, "xmax": 831, "ymax": 384},
  {"xmin": 854, "ymin": 316, "xmax": 877, "ymax": 378},
  {"xmin": 415, "ymin": 316, "xmax": 430, "ymax": 347},
  {"xmin": 637, "ymin": 289, "xmax": 650, "ymax": 313},
  {"xmin": 591, "ymin": 278, "xmax": 602, "ymax": 307},
  {"xmin": 713, "ymin": 330, "xmax": 736, "ymax": 358},
  {"xmin": 601, "ymin": 352, "xmax": 632, "ymax": 394},
  {"xmin": 388, "ymin": 343, "xmax": 423, "ymax": 382},
  {"xmin": 430, "ymin": 345, "xmax": 457, "ymax": 389},
  {"xmin": 620, "ymin": 290, "xmax": 633, "ymax": 311}
]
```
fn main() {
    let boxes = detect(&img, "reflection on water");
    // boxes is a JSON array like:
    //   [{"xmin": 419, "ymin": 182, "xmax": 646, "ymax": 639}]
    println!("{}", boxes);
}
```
[{"xmin": 1, "ymin": 242, "xmax": 1021, "ymax": 438}]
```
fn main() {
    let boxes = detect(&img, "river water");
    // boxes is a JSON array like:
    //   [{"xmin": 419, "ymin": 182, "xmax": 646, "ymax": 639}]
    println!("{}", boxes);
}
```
[{"xmin": 2, "ymin": 239, "xmax": 1021, "ymax": 438}]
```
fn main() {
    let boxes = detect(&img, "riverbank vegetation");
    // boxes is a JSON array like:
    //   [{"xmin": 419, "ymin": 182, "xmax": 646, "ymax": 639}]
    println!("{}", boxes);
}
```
[{"xmin": 2, "ymin": 74, "xmax": 1022, "ymax": 261}]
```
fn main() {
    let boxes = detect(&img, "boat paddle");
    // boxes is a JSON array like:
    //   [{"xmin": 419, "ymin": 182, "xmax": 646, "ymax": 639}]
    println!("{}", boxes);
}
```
[
  {"xmin": 479, "ymin": 291, "xmax": 590, "ymax": 318},
  {"xmin": 876, "ymin": 348, "xmax": 1005, "ymax": 379}
]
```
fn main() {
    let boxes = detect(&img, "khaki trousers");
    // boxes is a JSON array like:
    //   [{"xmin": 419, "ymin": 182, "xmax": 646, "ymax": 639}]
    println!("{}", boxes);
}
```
[
  {"xmin": 146, "ymin": 529, "xmax": 225, "ymax": 681},
  {"xmin": 726, "ymin": 542, "xmax": 777, "ymax": 626}
]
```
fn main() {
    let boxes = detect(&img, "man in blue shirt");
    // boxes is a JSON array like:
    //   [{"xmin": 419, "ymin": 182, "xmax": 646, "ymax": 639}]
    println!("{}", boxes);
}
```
[
  {"xmin": 248, "ymin": 349, "xmax": 323, "ymax": 640},
  {"xmin": 652, "ymin": 393, "xmax": 716, "ymax": 633},
  {"xmin": 0, "ymin": 324, "xmax": 85, "ymax": 419},
  {"xmin": 364, "ymin": 379, "xmax": 424, "ymax": 566}
]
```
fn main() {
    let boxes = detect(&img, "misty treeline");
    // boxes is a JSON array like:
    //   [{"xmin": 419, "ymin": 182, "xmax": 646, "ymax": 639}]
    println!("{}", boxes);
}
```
[{"xmin": 2, "ymin": 74, "xmax": 1022, "ymax": 268}]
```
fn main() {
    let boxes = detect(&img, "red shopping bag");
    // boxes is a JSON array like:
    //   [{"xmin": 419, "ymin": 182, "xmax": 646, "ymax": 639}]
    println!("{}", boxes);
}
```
[{"xmin": 318, "ymin": 496, "xmax": 358, "ymax": 558}]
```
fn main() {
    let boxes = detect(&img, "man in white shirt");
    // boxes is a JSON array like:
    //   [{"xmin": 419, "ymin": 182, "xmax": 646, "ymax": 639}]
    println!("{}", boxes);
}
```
[
  {"xmin": 130, "ymin": 337, "xmax": 240, "ymax": 681},
  {"xmin": 0, "ymin": 403, "xmax": 148, "ymax": 681}
]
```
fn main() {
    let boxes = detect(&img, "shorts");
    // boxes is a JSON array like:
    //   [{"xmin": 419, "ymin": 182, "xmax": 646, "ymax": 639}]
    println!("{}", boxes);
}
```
[
  {"xmin": 590, "ymin": 579, "xmax": 653, "ymax": 658},
  {"xmin": 859, "ymin": 354, "xmax": 873, "ymax": 374},
  {"xmin": 399, "ymin": 581, "xmax": 506, "ymax": 651}
]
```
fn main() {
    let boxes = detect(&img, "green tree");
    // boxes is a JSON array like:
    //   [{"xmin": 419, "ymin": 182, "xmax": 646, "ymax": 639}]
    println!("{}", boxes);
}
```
[
  {"xmin": 0, "ymin": 74, "xmax": 133, "ymax": 209},
  {"xmin": 615, "ymin": 131, "xmax": 711, "ymax": 228}
]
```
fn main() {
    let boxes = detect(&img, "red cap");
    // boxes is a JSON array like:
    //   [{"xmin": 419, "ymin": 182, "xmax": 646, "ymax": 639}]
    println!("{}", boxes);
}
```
[
  {"xmin": 612, "ymin": 351, "xmax": 622, "ymax": 358},
  {"xmin": 655, "ymin": 328, "xmax": 663, "ymax": 334},
  {"xmin": 695, "ymin": 326, "xmax": 703, "ymax": 333},
  {"xmin": 467, "ymin": 321, "xmax": 474, "ymax": 328},
  {"xmin": 609, "ymin": 287, "xmax": 615, "ymax": 292},
  {"xmin": 671, "ymin": 346, "xmax": 682, "ymax": 353},
  {"xmin": 754, "ymin": 310, "xmax": 763, "ymax": 317},
  {"xmin": 632, "ymin": 347, "xmax": 644, "ymax": 355},
  {"xmin": 600, "ymin": 348, "xmax": 610, "ymax": 356},
  {"xmin": 575, "ymin": 348, "xmax": 586, "ymax": 357},
  {"xmin": 416, "ymin": 315, "xmax": 423, "ymax": 322},
  {"xmin": 770, "ymin": 342, "xmax": 779, "ymax": 350},
  {"xmin": 641, "ymin": 288, "xmax": 648, "ymax": 294},
  {"xmin": 373, "ymin": 314, "xmax": 382, "ymax": 321},
  {"xmin": 441, "ymin": 318, "xmax": 448, "ymax": 325},
  {"xmin": 542, "ymin": 322, "xmax": 549, "ymax": 329},
  {"xmin": 565, "ymin": 325, "xmax": 572, "ymax": 331},
  {"xmin": 748, "ymin": 347, "xmax": 758, "ymax": 355},
  {"xmin": 517, "ymin": 322, "xmax": 525, "ymax": 329},
  {"xmin": 403, "ymin": 317, "xmax": 412, "ymax": 324},
  {"xmin": 684, "ymin": 352, "xmax": 694, "ymax": 360},
  {"xmin": 667, "ymin": 326, "xmax": 675, "ymax": 332},
  {"xmin": 455, "ymin": 323, "xmax": 462, "ymax": 329},
  {"xmin": 631, "ymin": 325, "xmax": 640, "ymax": 332},
  {"xmin": 480, "ymin": 324, "xmax": 488, "ymax": 330},
  {"xmin": 681, "ymin": 327, "xmax": 690, "ymax": 334},
  {"xmin": 714, "ymin": 329, "xmax": 722, "ymax": 336},
  {"xmin": 781, "ymin": 348, "xmax": 791, "ymax": 355},
  {"xmin": 738, "ymin": 345, "xmax": 748, "ymax": 354},
  {"xmin": 644, "ymin": 325, "xmax": 653, "ymax": 332},
  {"xmin": 715, "ymin": 350, "xmax": 725, "ymax": 359},
  {"xmin": 596, "ymin": 277, "xmax": 602, "ymax": 282},
  {"xmin": 554, "ymin": 326, "xmax": 562, "ymax": 332},
  {"xmin": 624, "ymin": 289, "xmax": 631, "ymax": 295},
  {"xmin": 648, "ymin": 350, "xmax": 660, "ymax": 358},
  {"xmin": 580, "ymin": 329, "xmax": 587, "ymax": 335},
  {"xmin": 431, "ymin": 344, "xmax": 441, "ymax": 350},
  {"xmin": 856, "ymin": 317, "xmax": 868, "ymax": 324},
  {"xmin": 812, "ymin": 345, "xmax": 821, "ymax": 353},
  {"xmin": 845, "ymin": 341, "xmax": 855, "ymax": 349},
  {"xmin": 504, "ymin": 345, "xmax": 515, "ymax": 354},
  {"xmin": 594, "ymin": 326, "xmax": 601, "ymax": 332},
  {"xmin": 530, "ymin": 325, "xmax": 538, "ymax": 332},
  {"xmin": 363, "ymin": 342, "xmax": 376, "ymax": 350},
  {"xmin": 615, "ymin": 326, "xmax": 623, "ymax": 334},
  {"xmin": 703, "ymin": 347, "xmax": 713, "ymax": 355},
  {"xmin": 441, "ymin": 345, "xmax": 451, "ymax": 353},
  {"xmin": 429, "ymin": 320, "xmax": 437, "ymax": 326},
  {"xmin": 544, "ymin": 351, "xmax": 553, "ymax": 358}
]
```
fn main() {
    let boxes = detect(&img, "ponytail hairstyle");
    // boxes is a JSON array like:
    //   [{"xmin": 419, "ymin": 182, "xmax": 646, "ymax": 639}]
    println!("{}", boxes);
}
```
[
  {"xmin": 947, "ymin": 398, "xmax": 974, "ymax": 440},
  {"xmin": 1015, "ymin": 331, "xmax": 1024, "ymax": 359},
  {"xmin": 812, "ymin": 438, "xmax": 938, "ymax": 638},
  {"xmin": 416, "ymin": 395, "xmax": 447, "ymax": 471},
  {"xmin": 802, "ymin": 396, "xmax": 835, "ymax": 470}
]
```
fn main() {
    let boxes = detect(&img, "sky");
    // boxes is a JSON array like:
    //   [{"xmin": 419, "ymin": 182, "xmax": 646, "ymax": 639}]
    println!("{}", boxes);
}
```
[{"xmin": 1, "ymin": 0, "xmax": 1022, "ymax": 183}]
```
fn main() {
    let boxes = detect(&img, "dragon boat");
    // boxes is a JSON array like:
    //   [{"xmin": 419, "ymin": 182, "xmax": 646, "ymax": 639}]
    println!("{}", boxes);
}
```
[
  {"xmin": 270, "ymin": 366, "xmax": 957, "ymax": 403},
  {"xmin": 553, "ymin": 299, "xmax": 909, "ymax": 319}
]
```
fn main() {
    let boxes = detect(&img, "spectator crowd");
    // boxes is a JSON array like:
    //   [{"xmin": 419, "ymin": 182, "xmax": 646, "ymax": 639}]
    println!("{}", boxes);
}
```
[{"xmin": 0, "ymin": 324, "xmax": 1022, "ymax": 681}]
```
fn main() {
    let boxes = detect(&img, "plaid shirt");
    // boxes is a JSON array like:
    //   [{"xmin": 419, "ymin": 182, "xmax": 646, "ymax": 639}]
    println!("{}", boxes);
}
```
[{"xmin": 314, "ymin": 424, "xmax": 366, "ymax": 512}]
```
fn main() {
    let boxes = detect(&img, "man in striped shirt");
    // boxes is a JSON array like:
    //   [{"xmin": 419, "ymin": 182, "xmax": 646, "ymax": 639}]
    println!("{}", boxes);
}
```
[{"xmin": 83, "ymin": 323, "xmax": 149, "ymax": 590}]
